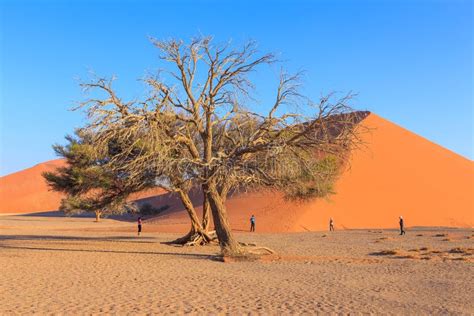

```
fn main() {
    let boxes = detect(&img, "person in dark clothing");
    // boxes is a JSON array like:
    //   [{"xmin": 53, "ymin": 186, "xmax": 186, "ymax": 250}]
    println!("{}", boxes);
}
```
[
  {"xmin": 329, "ymin": 218, "xmax": 335, "ymax": 231},
  {"xmin": 137, "ymin": 216, "xmax": 142, "ymax": 236},
  {"xmin": 399, "ymin": 216, "xmax": 405, "ymax": 235},
  {"xmin": 250, "ymin": 215, "xmax": 256, "ymax": 232}
]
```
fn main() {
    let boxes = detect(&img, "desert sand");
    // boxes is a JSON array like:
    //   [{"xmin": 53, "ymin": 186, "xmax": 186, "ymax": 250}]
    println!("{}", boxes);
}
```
[
  {"xmin": 1, "ymin": 113, "xmax": 472, "ymax": 232},
  {"xmin": 0, "ymin": 214, "xmax": 473, "ymax": 314}
]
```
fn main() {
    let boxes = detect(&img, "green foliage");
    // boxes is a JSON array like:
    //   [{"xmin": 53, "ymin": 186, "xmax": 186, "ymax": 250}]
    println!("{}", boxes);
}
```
[
  {"xmin": 278, "ymin": 155, "xmax": 341, "ymax": 201},
  {"xmin": 43, "ymin": 131, "xmax": 138, "ymax": 216},
  {"xmin": 137, "ymin": 203, "xmax": 170, "ymax": 215}
]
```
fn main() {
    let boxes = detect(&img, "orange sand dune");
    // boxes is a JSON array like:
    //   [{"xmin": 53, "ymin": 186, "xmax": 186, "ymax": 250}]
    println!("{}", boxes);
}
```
[
  {"xmin": 1, "ymin": 113, "xmax": 473, "ymax": 231},
  {"xmin": 0, "ymin": 159, "xmax": 66, "ymax": 213},
  {"xmin": 293, "ymin": 113, "xmax": 474, "ymax": 230},
  {"xmin": 148, "ymin": 113, "xmax": 474, "ymax": 232},
  {"xmin": 0, "ymin": 159, "xmax": 163, "ymax": 214}
]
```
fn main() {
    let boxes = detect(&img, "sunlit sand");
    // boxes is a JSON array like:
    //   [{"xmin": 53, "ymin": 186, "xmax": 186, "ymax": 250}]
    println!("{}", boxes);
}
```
[{"xmin": 1, "ymin": 214, "xmax": 472, "ymax": 314}]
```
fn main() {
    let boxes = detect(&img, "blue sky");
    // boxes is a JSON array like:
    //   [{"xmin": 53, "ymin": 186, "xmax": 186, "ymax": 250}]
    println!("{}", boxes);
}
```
[{"xmin": 0, "ymin": 0, "xmax": 472, "ymax": 176}]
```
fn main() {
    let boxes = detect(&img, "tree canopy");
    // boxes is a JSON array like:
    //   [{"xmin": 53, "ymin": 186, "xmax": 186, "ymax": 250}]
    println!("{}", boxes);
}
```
[{"xmin": 47, "ymin": 36, "xmax": 367, "ymax": 255}]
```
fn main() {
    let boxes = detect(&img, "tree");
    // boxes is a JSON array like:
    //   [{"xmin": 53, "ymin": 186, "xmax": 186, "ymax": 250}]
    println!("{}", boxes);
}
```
[
  {"xmin": 75, "ymin": 36, "xmax": 367, "ymax": 256},
  {"xmin": 73, "ymin": 77, "xmax": 215, "ymax": 244},
  {"xmin": 43, "ymin": 130, "xmax": 148, "ymax": 221}
]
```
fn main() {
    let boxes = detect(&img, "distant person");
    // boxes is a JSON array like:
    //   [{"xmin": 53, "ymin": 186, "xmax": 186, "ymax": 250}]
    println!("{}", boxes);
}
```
[
  {"xmin": 329, "ymin": 218, "xmax": 335, "ymax": 231},
  {"xmin": 399, "ymin": 216, "xmax": 405, "ymax": 235},
  {"xmin": 137, "ymin": 216, "xmax": 142, "ymax": 236},
  {"xmin": 250, "ymin": 215, "xmax": 256, "ymax": 232}
]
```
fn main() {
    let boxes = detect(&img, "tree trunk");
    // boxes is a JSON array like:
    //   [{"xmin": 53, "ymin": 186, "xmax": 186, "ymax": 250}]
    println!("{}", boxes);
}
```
[
  {"xmin": 172, "ymin": 189, "xmax": 215, "ymax": 245},
  {"xmin": 207, "ymin": 183, "xmax": 242, "ymax": 256},
  {"xmin": 178, "ymin": 189, "xmax": 202, "ymax": 230},
  {"xmin": 172, "ymin": 216, "xmax": 204, "ymax": 245},
  {"xmin": 202, "ymin": 185, "xmax": 211, "ymax": 230},
  {"xmin": 95, "ymin": 211, "xmax": 101, "ymax": 222}
]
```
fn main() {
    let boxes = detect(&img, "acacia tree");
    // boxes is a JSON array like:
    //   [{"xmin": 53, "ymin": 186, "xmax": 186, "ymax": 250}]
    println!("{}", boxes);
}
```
[
  {"xmin": 73, "ymin": 77, "xmax": 216, "ymax": 244},
  {"xmin": 76, "ymin": 36, "xmax": 366, "ymax": 255},
  {"xmin": 42, "ymin": 131, "xmax": 147, "ymax": 221}
]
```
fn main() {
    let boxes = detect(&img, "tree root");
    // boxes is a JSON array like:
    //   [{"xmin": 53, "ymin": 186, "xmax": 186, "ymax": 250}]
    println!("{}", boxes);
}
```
[
  {"xmin": 237, "ymin": 242, "xmax": 276, "ymax": 255},
  {"xmin": 239, "ymin": 242, "xmax": 257, "ymax": 247},
  {"xmin": 247, "ymin": 246, "xmax": 275, "ymax": 255},
  {"xmin": 184, "ymin": 231, "xmax": 218, "ymax": 246},
  {"xmin": 171, "ymin": 230, "xmax": 217, "ymax": 246}
]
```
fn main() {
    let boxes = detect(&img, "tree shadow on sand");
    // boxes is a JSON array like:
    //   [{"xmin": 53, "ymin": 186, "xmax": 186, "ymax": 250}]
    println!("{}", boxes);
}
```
[
  {"xmin": 0, "ymin": 244, "xmax": 214, "ymax": 260},
  {"xmin": 0, "ymin": 235, "xmax": 157, "ymax": 244},
  {"xmin": 0, "ymin": 234, "xmax": 220, "ymax": 261}
]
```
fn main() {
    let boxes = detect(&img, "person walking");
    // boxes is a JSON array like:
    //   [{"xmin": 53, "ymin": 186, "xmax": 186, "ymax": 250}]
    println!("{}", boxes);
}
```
[
  {"xmin": 399, "ymin": 216, "xmax": 405, "ymax": 235},
  {"xmin": 250, "ymin": 215, "xmax": 256, "ymax": 232},
  {"xmin": 137, "ymin": 216, "xmax": 143, "ymax": 236},
  {"xmin": 329, "ymin": 217, "xmax": 335, "ymax": 231}
]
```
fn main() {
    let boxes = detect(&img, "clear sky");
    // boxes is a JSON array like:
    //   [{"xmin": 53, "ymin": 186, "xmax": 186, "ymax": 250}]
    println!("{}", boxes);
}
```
[{"xmin": 0, "ymin": 0, "xmax": 472, "ymax": 176}]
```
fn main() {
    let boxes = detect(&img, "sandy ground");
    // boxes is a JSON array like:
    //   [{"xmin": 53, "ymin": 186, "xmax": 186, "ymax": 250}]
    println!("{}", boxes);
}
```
[{"xmin": 0, "ymin": 214, "xmax": 473, "ymax": 314}]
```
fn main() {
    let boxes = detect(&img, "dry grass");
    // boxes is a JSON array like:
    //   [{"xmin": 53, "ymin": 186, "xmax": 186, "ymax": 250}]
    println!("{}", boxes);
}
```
[
  {"xmin": 370, "ymin": 246, "xmax": 474, "ymax": 263},
  {"xmin": 409, "ymin": 247, "xmax": 429, "ymax": 252},
  {"xmin": 370, "ymin": 249, "xmax": 399, "ymax": 256},
  {"xmin": 449, "ymin": 247, "xmax": 473, "ymax": 255},
  {"xmin": 377, "ymin": 236, "xmax": 395, "ymax": 241},
  {"xmin": 395, "ymin": 254, "xmax": 418, "ymax": 259}
]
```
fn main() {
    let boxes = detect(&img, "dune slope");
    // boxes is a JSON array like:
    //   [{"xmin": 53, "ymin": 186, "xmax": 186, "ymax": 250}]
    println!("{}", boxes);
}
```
[
  {"xmin": 0, "ymin": 159, "xmax": 163, "ymax": 214},
  {"xmin": 151, "ymin": 113, "xmax": 473, "ymax": 232},
  {"xmin": 292, "ymin": 113, "xmax": 474, "ymax": 230},
  {"xmin": 0, "ymin": 159, "xmax": 66, "ymax": 213}
]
